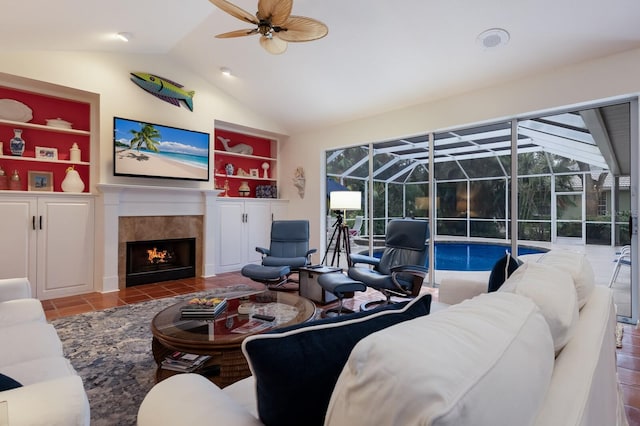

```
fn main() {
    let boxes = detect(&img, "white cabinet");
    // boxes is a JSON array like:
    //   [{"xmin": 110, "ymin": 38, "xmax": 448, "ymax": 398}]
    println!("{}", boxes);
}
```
[
  {"xmin": 215, "ymin": 198, "xmax": 288, "ymax": 273},
  {"xmin": 0, "ymin": 194, "xmax": 94, "ymax": 300}
]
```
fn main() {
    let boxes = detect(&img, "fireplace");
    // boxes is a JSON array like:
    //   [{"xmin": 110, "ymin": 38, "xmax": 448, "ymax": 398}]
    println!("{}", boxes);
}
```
[{"xmin": 126, "ymin": 238, "xmax": 196, "ymax": 287}]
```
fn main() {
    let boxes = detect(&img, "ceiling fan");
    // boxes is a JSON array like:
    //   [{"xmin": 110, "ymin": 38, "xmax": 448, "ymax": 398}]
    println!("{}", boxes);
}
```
[{"xmin": 209, "ymin": 0, "xmax": 328, "ymax": 54}]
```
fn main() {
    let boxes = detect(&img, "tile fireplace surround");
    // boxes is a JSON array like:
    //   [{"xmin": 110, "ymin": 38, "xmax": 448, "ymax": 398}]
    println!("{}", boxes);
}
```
[
  {"xmin": 98, "ymin": 184, "xmax": 221, "ymax": 294},
  {"xmin": 119, "ymin": 217, "xmax": 202, "ymax": 289}
]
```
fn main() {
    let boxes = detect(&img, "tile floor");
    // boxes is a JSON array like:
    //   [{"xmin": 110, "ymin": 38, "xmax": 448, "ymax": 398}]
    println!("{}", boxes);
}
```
[{"xmin": 42, "ymin": 272, "xmax": 639, "ymax": 425}]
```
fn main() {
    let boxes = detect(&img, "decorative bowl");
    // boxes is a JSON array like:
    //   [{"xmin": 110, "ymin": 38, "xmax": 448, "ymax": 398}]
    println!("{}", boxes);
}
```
[{"xmin": 45, "ymin": 117, "xmax": 73, "ymax": 129}]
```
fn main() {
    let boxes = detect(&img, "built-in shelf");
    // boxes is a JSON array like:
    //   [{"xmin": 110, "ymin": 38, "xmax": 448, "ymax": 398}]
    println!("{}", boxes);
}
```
[
  {"xmin": 213, "ymin": 129, "xmax": 278, "ymax": 198},
  {"xmin": 213, "ymin": 150, "xmax": 275, "ymax": 162},
  {"xmin": 214, "ymin": 173, "xmax": 272, "ymax": 181},
  {"xmin": 0, "ymin": 81, "xmax": 93, "ymax": 193},
  {"xmin": 0, "ymin": 118, "xmax": 90, "ymax": 136},
  {"xmin": 1, "ymin": 155, "xmax": 89, "ymax": 166}
]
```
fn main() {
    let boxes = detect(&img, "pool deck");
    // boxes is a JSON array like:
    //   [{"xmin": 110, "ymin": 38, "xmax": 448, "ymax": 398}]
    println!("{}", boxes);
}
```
[{"xmin": 346, "ymin": 236, "xmax": 632, "ymax": 319}]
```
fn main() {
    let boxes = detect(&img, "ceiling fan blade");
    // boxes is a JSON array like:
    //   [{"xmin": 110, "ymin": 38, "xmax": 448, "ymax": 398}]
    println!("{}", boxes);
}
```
[
  {"xmin": 209, "ymin": 0, "xmax": 258, "ymax": 25},
  {"xmin": 215, "ymin": 28, "xmax": 259, "ymax": 38},
  {"xmin": 258, "ymin": 0, "xmax": 292, "ymax": 26},
  {"xmin": 277, "ymin": 16, "xmax": 328, "ymax": 42},
  {"xmin": 260, "ymin": 35, "xmax": 288, "ymax": 54}
]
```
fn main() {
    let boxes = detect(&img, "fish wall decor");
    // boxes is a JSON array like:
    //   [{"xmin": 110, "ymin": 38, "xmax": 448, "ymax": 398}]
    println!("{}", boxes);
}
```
[{"xmin": 130, "ymin": 72, "xmax": 195, "ymax": 111}]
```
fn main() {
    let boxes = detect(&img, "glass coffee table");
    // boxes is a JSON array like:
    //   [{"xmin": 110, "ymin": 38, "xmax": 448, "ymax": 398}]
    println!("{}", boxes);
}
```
[{"xmin": 151, "ymin": 289, "xmax": 316, "ymax": 387}]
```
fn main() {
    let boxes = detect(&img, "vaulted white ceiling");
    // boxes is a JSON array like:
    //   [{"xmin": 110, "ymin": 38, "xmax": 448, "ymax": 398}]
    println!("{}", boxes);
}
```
[{"xmin": 1, "ymin": 0, "xmax": 639, "ymax": 134}]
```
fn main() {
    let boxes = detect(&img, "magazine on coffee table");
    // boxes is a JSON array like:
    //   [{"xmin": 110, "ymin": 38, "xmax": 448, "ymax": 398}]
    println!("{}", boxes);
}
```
[{"xmin": 161, "ymin": 351, "xmax": 211, "ymax": 372}]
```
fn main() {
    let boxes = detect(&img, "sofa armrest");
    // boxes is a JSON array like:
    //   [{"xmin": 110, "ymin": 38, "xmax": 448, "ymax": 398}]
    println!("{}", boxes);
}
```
[
  {"xmin": 438, "ymin": 278, "xmax": 488, "ymax": 305},
  {"xmin": 138, "ymin": 374, "xmax": 262, "ymax": 426},
  {"xmin": 0, "ymin": 375, "xmax": 90, "ymax": 426},
  {"xmin": 0, "ymin": 278, "xmax": 32, "ymax": 302}
]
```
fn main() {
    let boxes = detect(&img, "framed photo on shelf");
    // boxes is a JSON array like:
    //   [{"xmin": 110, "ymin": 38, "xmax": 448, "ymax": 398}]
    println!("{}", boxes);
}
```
[
  {"xmin": 249, "ymin": 168, "xmax": 259, "ymax": 178},
  {"xmin": 35, "ymin": 146, "xmax": 58, "ymax": 160},
  {"xmin": 28, "ymin": 171, "xmax": 54, "ymax": 192}
]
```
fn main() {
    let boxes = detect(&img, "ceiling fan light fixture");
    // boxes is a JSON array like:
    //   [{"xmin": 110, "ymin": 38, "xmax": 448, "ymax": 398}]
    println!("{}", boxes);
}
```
[
  {"xmin": 116, "ymin": 32, "xmax": 132, "ymax": 42},
  {"xmin": 209, "ymin": 0, "xmax": 328, "ymax": 54},
  {"xmin": 220, "ymin": 67, "xmax": 232, "ymax": 77},
  {"xmin": 477, "ymin": 28, "xmax": 509, "ymax": 50}
]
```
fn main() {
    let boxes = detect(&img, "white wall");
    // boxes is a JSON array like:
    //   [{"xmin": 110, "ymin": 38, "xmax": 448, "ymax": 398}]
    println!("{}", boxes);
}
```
[{"xmin": 281, "ymin": 47, "xmax": 640, "ymax": 260}]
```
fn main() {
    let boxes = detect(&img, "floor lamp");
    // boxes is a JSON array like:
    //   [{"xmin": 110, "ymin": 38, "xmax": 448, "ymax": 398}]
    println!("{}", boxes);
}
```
[{"xmin": 323, "ymin": 191, "xmax": 362, "ymax": 267}]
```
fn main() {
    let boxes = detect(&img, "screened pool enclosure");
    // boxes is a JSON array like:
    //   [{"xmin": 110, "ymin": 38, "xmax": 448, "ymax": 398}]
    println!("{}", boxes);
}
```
[{"xmin": 325, "ymin": 100, "xmax": 638, "ymax": 323}]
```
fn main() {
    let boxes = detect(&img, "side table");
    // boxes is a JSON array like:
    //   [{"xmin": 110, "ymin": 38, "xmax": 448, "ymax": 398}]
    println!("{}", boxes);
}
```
[{"xmin": 299, "ymin": 266, "xmax": 343, "ymax": 304}]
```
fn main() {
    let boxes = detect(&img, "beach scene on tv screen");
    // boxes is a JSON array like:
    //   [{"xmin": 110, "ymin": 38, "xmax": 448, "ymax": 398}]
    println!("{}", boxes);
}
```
[{"xmin": 114, "ymin": 117, "xmax": 209, "ymax": 181}]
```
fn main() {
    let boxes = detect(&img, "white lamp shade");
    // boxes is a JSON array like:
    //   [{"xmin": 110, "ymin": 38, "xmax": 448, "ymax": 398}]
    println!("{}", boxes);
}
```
[{"xmin": 330, "ymin": 191, "xmax": 361, "ymax": 210}]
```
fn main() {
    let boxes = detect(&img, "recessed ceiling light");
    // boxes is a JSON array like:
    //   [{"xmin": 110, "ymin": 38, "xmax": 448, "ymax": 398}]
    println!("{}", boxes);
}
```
[
  {"xmin": 116, "ymin": 32, "xmax": 132, "ymax": 42},
  {"xmin": 477, "ymin": 28, "xmax": 510, "ymax": 50},
  {"xmin": 220, "ymin": 67, "xmax": 232, "ymax": 77}
]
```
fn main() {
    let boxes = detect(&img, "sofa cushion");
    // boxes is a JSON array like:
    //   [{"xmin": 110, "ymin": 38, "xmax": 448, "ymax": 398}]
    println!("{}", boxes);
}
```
[
  {"xmin": 0, "ymin": 375, "xmax": 90, "ymax": 426},
  {"xmin": 487, "ymin": 251, "xmax": 521, "ymax": 292},
  {"xmin": 138, "ymin": 374, "xmax": 263, "ymax": 426},
  {"xmin": 0, "ymin": 357, "xmax": 77, "ymax": 386},
  {"xmin": 537, "ymin": 249, "xmax": 595, "ymax": 309},
  {"xmin": 325, "ymin": 292, "xmax": 554, "ymax": 426},
  {"xmin": 499, "ymin": 261, "xmax": 579, "ymax": 353},
  {"xmin": 0, "ymin": 323, "xmax": 63, "ymax": 367},
  {"xmin": 242, "ymin": 293, "xmax": 432, "ymax": 426},
  {"xmin": 0, "ymin": 298, "xmax": 46, "ymax": 326},
  {"xmin": 0, "ymin": 373, "xmax": 22, "ymax": 391}
]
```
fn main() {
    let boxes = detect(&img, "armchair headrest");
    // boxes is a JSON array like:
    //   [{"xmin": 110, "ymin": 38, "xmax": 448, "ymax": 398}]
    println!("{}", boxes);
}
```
[
  {"xmin": 271, "ymin": 220, "xmax": 310, "ymax": 242},
  {"xmin": 385, "ymin": 219, "xmax": 429, "ymax": 251}
]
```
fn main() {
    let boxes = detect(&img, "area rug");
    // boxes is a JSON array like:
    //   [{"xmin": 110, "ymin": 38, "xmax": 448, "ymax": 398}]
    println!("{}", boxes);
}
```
[
  {"xmin": 50, "ymin": 284, "xmax": 262, "ymax": 426},
  {"xmin": 616, "ymin": 322, "xmax": 624, "ymax": 348}
]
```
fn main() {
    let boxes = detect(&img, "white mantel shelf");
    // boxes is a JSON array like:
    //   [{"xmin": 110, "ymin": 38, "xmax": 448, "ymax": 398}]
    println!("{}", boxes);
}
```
[
  {"xmin": 97, "ymin": 183, "xmax": 223, "ymax": 294},
  {"xmin": 97, "ymin": 183, "xmax": 222, "ymax": 195}
]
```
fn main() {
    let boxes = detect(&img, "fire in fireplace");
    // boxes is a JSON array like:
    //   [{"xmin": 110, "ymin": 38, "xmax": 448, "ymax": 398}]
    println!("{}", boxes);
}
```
[{"xmin": 126, "ymin": 238, "xmax": 196, "ymax": 287}]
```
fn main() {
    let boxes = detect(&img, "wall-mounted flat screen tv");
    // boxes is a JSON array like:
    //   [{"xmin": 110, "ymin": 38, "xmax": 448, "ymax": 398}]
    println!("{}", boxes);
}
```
[{"xmin": 113, "ymin": 116, "xmax": 210, "ymax": 181}]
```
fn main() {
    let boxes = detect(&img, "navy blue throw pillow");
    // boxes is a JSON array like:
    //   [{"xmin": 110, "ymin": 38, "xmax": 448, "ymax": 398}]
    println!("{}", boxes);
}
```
[
  {"xmin": 242, "ymin": 293, "xmax": 432, "ymax": 426},
  {"xmin": 488, "ymin": 251, "xmax": 521, "ymax": 292},
  {"xmin": 0, "ymin": 373, "xmax": 22, "ymax": 391}
]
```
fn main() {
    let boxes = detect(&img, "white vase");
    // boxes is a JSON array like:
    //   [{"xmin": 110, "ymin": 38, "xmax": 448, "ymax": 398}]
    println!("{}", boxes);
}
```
[
  {"xmin": 69, "ymin": 142, "xmax": 81, "ymax": 163},
  {"xmin": 61, "ymin": 167, "xmax": 85, "ymax": 193}
]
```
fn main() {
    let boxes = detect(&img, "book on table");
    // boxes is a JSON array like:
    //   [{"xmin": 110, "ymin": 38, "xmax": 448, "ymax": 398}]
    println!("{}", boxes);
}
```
[
  {"xmin": 180, "ymin": 297, "xmax": 228, "ymax": 320},
  {"xmin": 161, "ymin": 351, "xmax": 211, "ymax": 372}
]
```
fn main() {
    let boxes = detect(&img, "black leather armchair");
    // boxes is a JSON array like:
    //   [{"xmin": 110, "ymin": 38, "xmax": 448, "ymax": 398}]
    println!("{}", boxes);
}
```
[
  {"xmin": 257, "ymin": 220, "xmax": 316, "ymax": 269},
  {"xmin": 242, "ymin": 220, "xmax": 316, "ymax": 290},
  {"xmin": 348, "ymin": 218, "xmax": 429, "ymax": 308}
]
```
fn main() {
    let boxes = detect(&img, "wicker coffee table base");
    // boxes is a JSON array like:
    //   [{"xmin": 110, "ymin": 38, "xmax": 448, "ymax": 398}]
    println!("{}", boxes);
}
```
[{"xmin": 152, "ymin": 337, "xmax": 251, "ymax": 388}]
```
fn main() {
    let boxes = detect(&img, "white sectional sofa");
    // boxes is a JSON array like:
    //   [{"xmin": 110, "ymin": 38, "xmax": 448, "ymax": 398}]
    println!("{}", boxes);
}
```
[
  {"xmin": 138, "ymin": 250, "xmax": 628, "ymax": 426},
  {"xmin": 0, "ymin": 278, "xmax": 90, "ymax": 426}
]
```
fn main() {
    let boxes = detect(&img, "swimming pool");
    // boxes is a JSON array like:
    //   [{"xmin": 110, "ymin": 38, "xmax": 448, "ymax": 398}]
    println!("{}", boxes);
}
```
[
  {"xmin": 432, "ymin": 242, "xmax": 546, "ymax": 271},
  {"xmin": 368, "ymin": 242, "xmax": 547, "ymax": 271}
]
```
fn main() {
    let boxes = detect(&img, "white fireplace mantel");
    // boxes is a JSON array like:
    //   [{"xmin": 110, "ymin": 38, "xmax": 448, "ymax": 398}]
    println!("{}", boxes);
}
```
[{"xmin": 97, "ymin": 184, "xmax": 223, "ymax": 293}]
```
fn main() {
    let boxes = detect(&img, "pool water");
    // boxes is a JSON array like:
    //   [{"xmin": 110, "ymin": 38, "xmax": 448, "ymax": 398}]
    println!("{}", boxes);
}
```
[
  {"xmin": 432, "ymin": 243, "xmax": 546, "ymax": 271},
  {"xmin": 370, "ymin": 242, "xmax": 546, "ymax": 271}
]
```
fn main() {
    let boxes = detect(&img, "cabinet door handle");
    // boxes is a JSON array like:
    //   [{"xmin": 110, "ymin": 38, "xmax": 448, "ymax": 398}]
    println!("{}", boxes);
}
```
[
  {"xmin": 32, "ymin": 216, "xmax": 36, "ymax": 230},
  {"xmin": 39, "ymin": 216, "xmax": 43, "ymax": 230}
]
